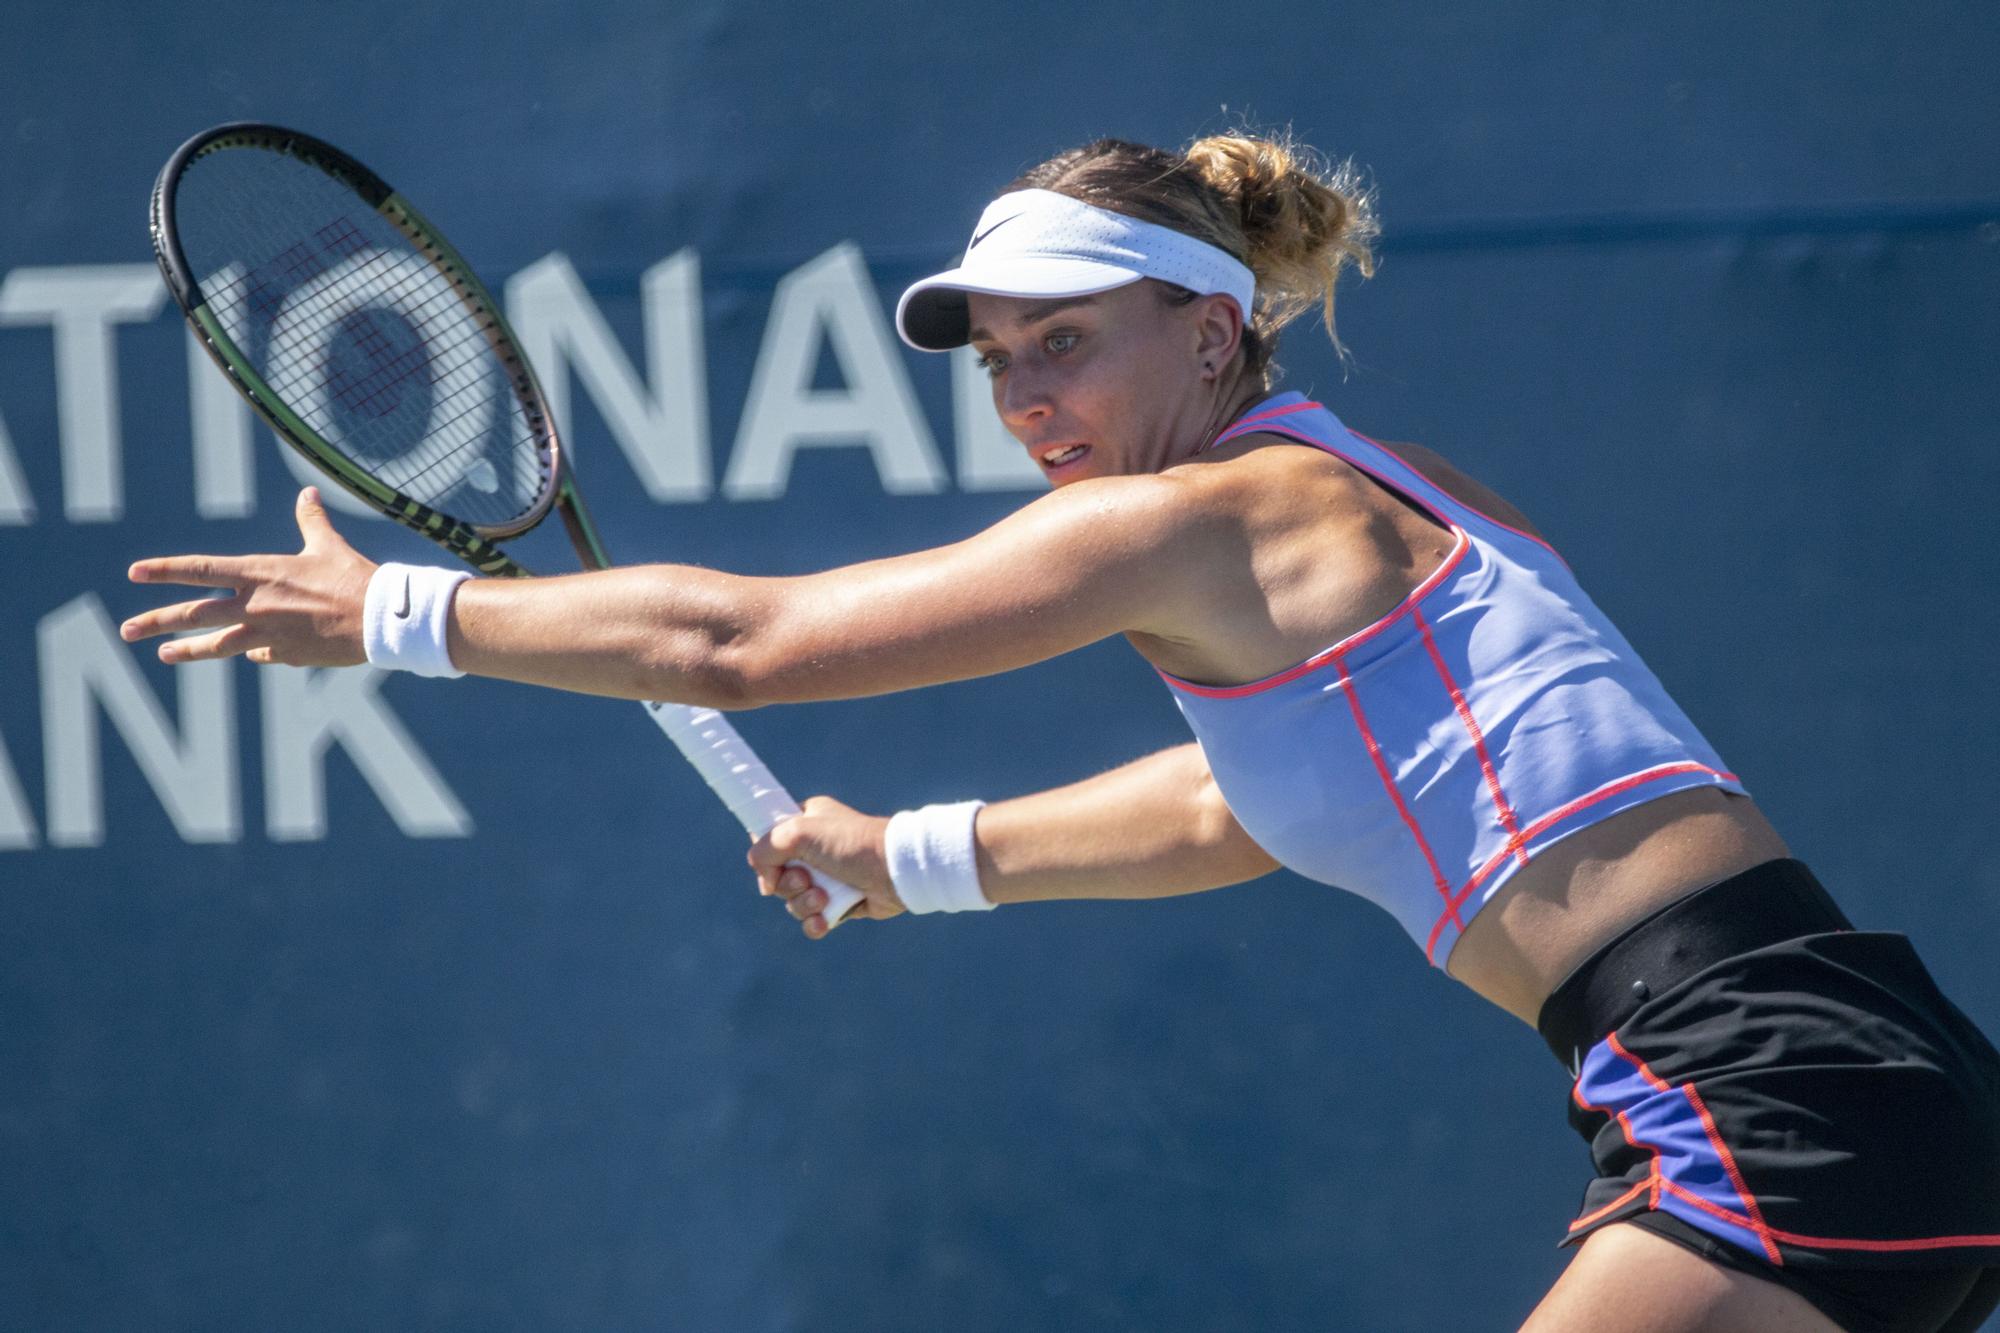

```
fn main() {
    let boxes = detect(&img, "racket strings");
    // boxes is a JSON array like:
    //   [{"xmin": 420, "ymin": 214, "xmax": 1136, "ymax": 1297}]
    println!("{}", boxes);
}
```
[
  {"xmin": 178, "ymin": 149, "xmax": 551, "ymax": 529},
  {"xmin": 252, "ymin": 260, "xmax": 479, "ymax": 428}
]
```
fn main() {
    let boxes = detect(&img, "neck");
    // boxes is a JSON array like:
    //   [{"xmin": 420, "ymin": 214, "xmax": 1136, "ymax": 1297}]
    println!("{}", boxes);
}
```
[{"xmin": 1192, "ymin": 365, "xmax": 1273, "ymax": 456}]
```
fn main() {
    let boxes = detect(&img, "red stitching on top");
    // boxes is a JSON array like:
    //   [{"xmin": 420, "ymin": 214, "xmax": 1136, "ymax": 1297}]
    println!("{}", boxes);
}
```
[
  {"xmin": 1335, "ymin": 652, "xmax": 1463, "ymax": 956},
  {"xmin": 1157, "ymin": 531, "xmax": 1469, "ymax": 699},
  {"xmin": 1348, "ymin": 429, "xmax": 1570, "ymax": 570},
  {"xmin": 1413, "ymin": 605, "xmax": 1528, "ymax": 869},
  {"xmin": 1185, "ymin": 399, "xmax": 1460, "ymax": 529},
  {"xmin": 1212, "ymin": 402, "xmax": 1564, "ymax": 577},
  {"xmin": 1179, "ymin": 398, "xmax": 1743, "ymax": 969},
  {"xmin": 1207, "ymin": 400, "xmax": 1320, "ymax": 449},
  {"xmin": 1241, "ymin": 424, "xmax": 1458, "ymax": 530},
  {"xmin": 1163, "ymin": 402, "xmax": 1479, "ymax": 699},
  {"xmin": 1423, "ymin": 762, "xmax": 1736, "ymax": 959}
]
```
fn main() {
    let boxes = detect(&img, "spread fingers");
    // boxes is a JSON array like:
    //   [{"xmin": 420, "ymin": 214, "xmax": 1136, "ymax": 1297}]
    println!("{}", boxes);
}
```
[
  {"xmin": 154, "ymin": 623, "xmax": 264, "ymax": 664},
  {"xmin": 120, "ymin": 593, "xmax": 244, "ymax": 643},
  {"xmin": 128, "ymin": 555, "xmax": 259, "ymax": 589}
]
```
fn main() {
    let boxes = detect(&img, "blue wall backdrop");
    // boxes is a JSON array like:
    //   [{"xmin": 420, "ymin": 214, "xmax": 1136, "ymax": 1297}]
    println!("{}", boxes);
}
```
[{"xmin": 3, "ymin": 4, "xmax": 1997, "ymax": 1329}]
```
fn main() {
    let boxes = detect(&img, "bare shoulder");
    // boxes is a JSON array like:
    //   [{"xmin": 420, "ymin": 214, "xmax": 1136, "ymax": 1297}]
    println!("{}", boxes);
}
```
[
  {"xmin": 1167, "ymin": 432, "xmax": 1364, "ymax": 506},
  {"xmin": 973, "ymin": 468, "xmax": 1247, "ymax": 599},
  {"xmin": 1369, "ymin": 436, "xmax": 1550, "ymax": 544},
  {"xmin": 1013, "ymin": 467, "xmax": 1233, "ymax": 544}
]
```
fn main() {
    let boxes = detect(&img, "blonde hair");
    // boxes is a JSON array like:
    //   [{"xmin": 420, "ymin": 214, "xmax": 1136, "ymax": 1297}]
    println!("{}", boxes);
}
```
[{"xmin": 1006, "ymin": 130, "xmax": 1378, "ymax": 383}]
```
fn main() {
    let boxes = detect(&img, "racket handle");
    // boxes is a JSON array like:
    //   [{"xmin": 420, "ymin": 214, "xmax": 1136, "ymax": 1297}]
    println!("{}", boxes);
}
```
[{"xmin": 639, "ymin": 700, "xmax": 865, "ymax": 926}]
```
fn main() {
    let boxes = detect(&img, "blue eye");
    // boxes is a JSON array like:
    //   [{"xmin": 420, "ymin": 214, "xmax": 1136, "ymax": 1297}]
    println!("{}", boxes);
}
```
[
  {"xmin": 1046, "ymin": 333, "xmax": 1079, "ymax": 354},
  {"xmin": 977, "ymin": 352, "xmax": 1008, "ymax": 378}
]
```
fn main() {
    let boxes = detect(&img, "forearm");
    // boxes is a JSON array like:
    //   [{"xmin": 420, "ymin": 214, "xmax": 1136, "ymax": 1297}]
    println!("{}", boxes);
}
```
[
  {"xmin": 447, "ymin": 565, "xmax": 779, "ymax": 708},
  {"xmin": 444, "ymin": 548, "xmax": 1142, "ymax": 708},
  {"xmin": 973, "ymin": 742, "xmax": 1280, "ymax": 903}
]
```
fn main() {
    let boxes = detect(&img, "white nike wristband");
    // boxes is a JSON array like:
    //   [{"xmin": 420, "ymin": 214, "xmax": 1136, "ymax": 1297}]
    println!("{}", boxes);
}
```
[
  {"xmin": 884, "ymin": 800, "xmax": 992, "ymax": 914},
  {"xmin": 362, "ymin": 563, "xmax": 472, "ymax": 678}
]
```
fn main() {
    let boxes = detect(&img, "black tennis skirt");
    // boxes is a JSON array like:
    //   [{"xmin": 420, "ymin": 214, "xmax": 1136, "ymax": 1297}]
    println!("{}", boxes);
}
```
[{"xmin": 1537, "ymin": 858, "xmax": 2000, "ymax": 1333}]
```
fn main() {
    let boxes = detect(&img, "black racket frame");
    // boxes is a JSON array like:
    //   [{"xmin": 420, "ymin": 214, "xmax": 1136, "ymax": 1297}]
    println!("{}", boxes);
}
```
[{"xmin": 149, "ymin": 122, "xmax": 612, "ymax": 577}]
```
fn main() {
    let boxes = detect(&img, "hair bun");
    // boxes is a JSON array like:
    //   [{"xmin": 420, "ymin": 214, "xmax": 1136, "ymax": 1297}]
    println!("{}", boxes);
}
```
[{"xmin": 1184, "ymin": 131, "xmax": 1378, "ymax": 355}]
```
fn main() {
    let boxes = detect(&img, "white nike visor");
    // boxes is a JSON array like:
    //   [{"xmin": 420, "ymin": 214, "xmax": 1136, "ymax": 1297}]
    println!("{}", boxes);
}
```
[{"xmin": 895, "ymin": 188, "xmax": 1257, "ymax": 352}]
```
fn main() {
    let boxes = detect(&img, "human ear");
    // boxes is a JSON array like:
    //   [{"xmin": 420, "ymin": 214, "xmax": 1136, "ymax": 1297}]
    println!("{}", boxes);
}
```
[{"xmin": 1193, "ymin": 293, "xmax": 1244, "ymax": 378}]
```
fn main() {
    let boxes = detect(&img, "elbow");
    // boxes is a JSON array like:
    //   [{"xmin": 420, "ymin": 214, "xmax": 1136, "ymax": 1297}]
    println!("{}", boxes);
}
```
[
  {"xmin": 669, "ymin": 624, "xmax": 833, "ymax": 710},
  {"xmin": 707, "ymin": 638, "xmax": 781, "ymax": 709},
  {"xmin": 706, "ymin": 582, "xmax": 824, "ymax": 709},
  {"xmin": 706, "ymin": 596, "xmax": 844, "ymax": 708},
  {"xmin": 715, "ymin": 633, "xmax": 823, "ymax": 708},
  {"xmin": 662, "ymin": 636, "xmax": 770, "ymax": 710},
  {"xmin": 627, "ymin": 625, "xmax": 768, "ymax": 710},
  {"xmin": 629, "ymin": 577, "xmax": 845, "ymax": 709},
  {"xmin": 628, "ymin": 575, "xmax": 793, "ymax": 710}
]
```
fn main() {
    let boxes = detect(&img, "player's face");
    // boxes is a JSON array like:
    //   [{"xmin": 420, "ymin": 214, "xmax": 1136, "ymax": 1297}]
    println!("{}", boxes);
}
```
[{"xmin": 967, "ymin": 283, "xmax": 1226, "ymax": 487}]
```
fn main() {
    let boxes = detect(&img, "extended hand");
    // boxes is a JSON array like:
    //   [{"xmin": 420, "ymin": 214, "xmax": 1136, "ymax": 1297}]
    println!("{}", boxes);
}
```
[
  {"xmin": 748, "ymin": 795, "xmax": 904, "ymax": 939},
  {"xmin": 123, "ymin": 487, "xmax": 376, "ymax": 667}
]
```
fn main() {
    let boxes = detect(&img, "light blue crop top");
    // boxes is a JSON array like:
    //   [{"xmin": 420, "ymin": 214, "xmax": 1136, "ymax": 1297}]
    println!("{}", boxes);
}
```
[{"xmin": 1160, "ymin": 394, "xmax": 1745, "ymax": 966}]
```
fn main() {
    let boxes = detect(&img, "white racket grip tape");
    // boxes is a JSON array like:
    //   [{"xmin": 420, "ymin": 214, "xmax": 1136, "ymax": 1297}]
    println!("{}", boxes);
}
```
[{"xmin": 640, "ymin": 700, "xmax": 865, "ymax": 926}]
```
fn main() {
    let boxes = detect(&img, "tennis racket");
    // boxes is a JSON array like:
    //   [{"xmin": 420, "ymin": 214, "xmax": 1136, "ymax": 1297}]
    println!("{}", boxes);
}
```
[{"xmin": 148, "ymin": 122, "xmax": 862, "ymax": 927}]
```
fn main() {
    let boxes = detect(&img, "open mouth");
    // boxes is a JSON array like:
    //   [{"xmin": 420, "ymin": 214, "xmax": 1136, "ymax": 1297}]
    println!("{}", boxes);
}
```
[{"xmin": 1038, "ymin": 443, "xmax": 1090, "ymax": 471}]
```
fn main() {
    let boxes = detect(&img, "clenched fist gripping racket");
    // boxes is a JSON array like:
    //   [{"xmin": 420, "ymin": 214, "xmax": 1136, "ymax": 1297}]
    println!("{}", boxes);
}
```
[{"xmin": 149, "ymin": 122, "xmax": 861, "ymax": 925}]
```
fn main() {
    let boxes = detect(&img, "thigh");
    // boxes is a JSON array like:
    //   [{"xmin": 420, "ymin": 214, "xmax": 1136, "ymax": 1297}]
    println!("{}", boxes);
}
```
[{"xmin": 1522, "ymin": 1222, "xmax": 1843, "ymax": 1333}]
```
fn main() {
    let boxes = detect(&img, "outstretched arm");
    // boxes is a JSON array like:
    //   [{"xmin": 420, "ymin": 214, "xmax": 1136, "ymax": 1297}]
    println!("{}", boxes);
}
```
[
  {"xmin": 749, "ymin": 742, "xmax": 1281, "ymax": 937},
  {"xmin": 123, "ymin": 472, "xmax": 1236, "ymax": 709}
]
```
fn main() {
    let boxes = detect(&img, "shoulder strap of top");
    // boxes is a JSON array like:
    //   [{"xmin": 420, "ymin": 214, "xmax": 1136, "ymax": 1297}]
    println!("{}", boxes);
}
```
[{"xmin": 1210, "ymin": 395, "xmax": 1568, "ymax": 568}]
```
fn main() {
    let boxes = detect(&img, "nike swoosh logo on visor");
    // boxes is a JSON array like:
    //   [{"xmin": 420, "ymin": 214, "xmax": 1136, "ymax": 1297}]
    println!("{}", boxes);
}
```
[{"xmin": 969, "ymin": 212, "xmax": 1025, "ymax": 249}]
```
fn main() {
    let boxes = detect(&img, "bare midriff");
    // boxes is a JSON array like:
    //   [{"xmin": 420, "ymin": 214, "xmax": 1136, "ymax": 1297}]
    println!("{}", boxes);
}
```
[{"xmin": 1443, "ymin": 786, "xmax": 1793, "ymax": 1026}]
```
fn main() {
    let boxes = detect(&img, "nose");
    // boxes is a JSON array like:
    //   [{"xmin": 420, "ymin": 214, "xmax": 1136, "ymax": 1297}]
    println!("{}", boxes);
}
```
[{"xmin": 996, "ymin": 361, "xmax": 1053, "ymax": 433}]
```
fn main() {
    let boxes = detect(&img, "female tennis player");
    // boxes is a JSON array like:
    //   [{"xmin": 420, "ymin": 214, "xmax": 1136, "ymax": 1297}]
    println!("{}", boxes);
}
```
[{"xmin": 124, "ymin": 132, "xmax": 1999, "ymax": 1330}]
